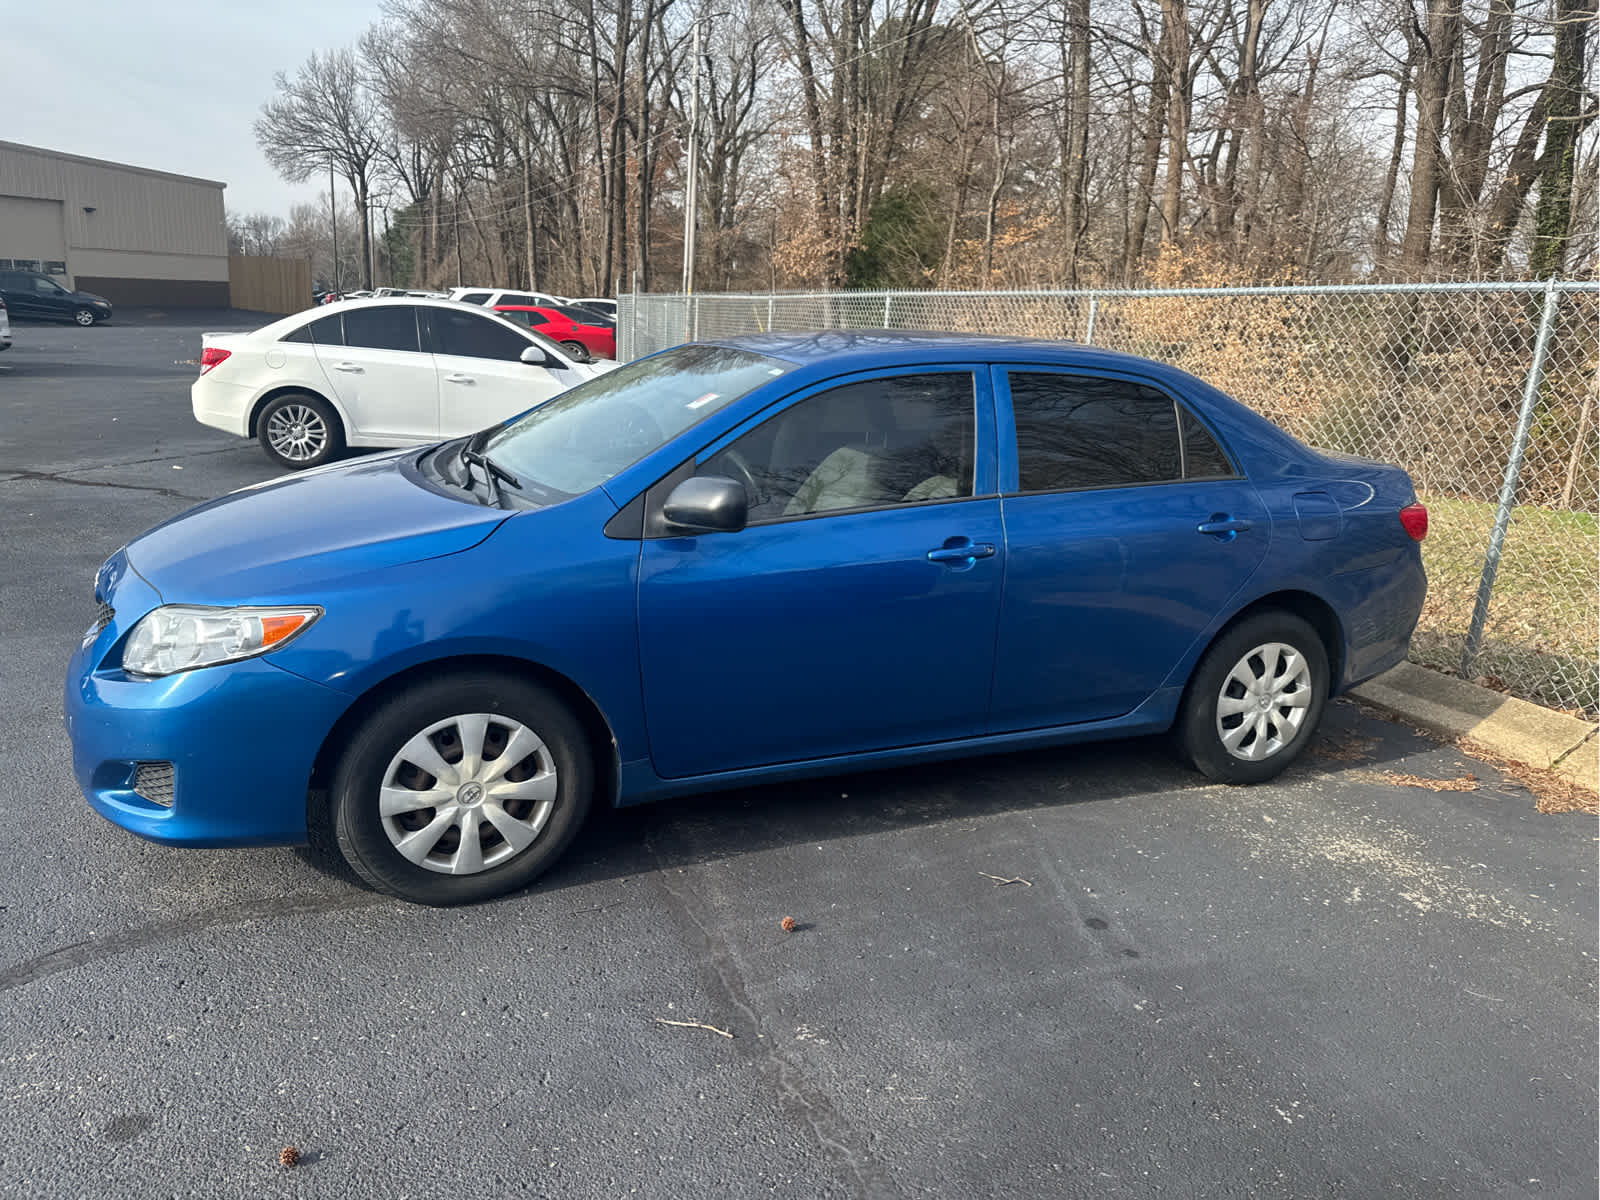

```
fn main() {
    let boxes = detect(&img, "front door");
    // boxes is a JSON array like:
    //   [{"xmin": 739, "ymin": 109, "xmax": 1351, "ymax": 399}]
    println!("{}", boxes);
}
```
[
  {"xmin": 423, "ymin": 307, "xmax": 567, "ymax": 436},
  {"xmin": 988, "ymin": 368, "xmax": 1269, "ymax": 730},
  {"xmin": 310, "ymin": 305, "xmax": 438, "ymax": 442},
  {"xmin": 637, "ymin": 367, "xmax": 1004, "ymax": 779}
]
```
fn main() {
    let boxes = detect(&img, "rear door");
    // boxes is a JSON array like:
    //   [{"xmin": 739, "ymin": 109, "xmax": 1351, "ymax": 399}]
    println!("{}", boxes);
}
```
[
  {"xmin": 310, "ymin": 305, "xmax": 438, "ymax": 442},
  {"xmin": 422, "ymin": 307, "xmax": 568, "ymax": 437},
  {"xmin": 989, "ymin": 367, "xmax": 1268, "ymax": 730}
]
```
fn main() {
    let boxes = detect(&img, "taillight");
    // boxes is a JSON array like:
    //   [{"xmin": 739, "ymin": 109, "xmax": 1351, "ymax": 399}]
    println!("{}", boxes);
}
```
[
  {"xmin": 1399, "ymin": 502, "xmax": 1428, "ymax": 541},
  {"xmin": 199, "ymin": 346, "xmax": 231, "ymax": 375}
]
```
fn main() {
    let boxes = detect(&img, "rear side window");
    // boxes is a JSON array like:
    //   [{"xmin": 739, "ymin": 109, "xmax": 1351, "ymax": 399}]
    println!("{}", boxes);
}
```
[
  {"xmin": 342, "ymin": 306, "xmax": 421, "ymax": 353},
  {"xmin": 1009, "ymin": 373, "xmax": 1180, "ymax": 492},
  {"xmin": 280, "ymin": 323, "xmax": 314, "ymax": 344},
  {"xmin": 428, "ymin": 308, "xmax": 532, "ymax": 361},
  {"xmin": 1180, "ymin": 408, "xmax": 1235, "ymax": 478},
  {"xmin": 457, "ymin": 291, "xmax": 491, "ymax": 305},
  {"xmin": 306, "ymin": 314, "xmax": 344, "ymax": 346}
]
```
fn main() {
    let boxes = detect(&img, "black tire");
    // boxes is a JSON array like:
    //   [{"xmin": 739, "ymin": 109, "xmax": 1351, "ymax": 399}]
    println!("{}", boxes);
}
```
[
  {"xmin": 331, "ymin": 673, "xmax": 593, "ymax": 906},
  {"xmin": 1177, "ymin": 610, "xmax": 1329, "ymax": 784},
  {"xmin": 73, "ymin": 308, "xmax": 97, "ymax": 327},
  {"xmin": 256, "ymin": 392, "xmax": 345, "ymax": 470},
  {"xmin": 560, "ymin": 340, "xmax": 592, "ymax": 362}
]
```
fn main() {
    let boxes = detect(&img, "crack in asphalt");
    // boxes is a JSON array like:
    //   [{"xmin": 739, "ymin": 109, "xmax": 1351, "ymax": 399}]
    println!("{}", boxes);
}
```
[
  {"xmin": 645, "ymin": 830, "xmax": 905, "ymax": 1200},
  {"xmin": 0, "ymin": 892, "xmax": 389, "ymax": 994},
  {"xmin": 0, "ymin": 469, "xmax": 210, "ymax": 503}
]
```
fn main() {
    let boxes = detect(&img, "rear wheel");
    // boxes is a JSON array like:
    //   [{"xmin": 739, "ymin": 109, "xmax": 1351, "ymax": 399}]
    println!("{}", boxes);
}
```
[
  {"xmin": 257, "ymin": 392, "xmax": 344, "ymax": 470},
  {"xmin": 331, "ymin": 673, "xmax": 593, "ymax": 905},
  {"xmin": 560, "ymin": 340, "xmax": 591, "ymax": 362},
  {"xmin": 1178, "ymin": 611, "xmax": 1328, "ymax": 784}
]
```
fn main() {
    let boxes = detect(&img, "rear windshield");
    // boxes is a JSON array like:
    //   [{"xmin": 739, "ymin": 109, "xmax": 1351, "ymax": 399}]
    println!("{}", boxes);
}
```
[{"xmin": 484, "ymin": 345, "xmax": 791, "ymax": 498}]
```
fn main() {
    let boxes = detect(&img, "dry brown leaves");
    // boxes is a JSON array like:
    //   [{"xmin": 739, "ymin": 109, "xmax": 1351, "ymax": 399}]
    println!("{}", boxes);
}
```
[
  {"xmin": 1311, "ymin": 734, "xmax": 1380, "ymax": 762},
  {"xmin": 1364, "ymin": 770, "xmax": 1480, "ymax": 792},
  {"xmin": 1458, "ymin": 738, "xmax": 1600, "ymax": 816}
]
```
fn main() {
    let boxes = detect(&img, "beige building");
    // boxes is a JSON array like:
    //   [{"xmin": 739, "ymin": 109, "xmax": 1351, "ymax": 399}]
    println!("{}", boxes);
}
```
[{"xmin": 0, "ymin": 140, "xmax": 228, "ymax": 306}]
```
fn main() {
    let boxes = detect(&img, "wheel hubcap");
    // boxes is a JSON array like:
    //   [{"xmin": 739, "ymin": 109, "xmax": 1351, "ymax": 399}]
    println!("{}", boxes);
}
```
[
  {"xmin": 1215, "ymin": 641, "xmax": 1314, "ymax": 762},
  {"xmin": 379, "ymin": 712, "xmax": 557, "ymax": 875},
  {"xmin": 266, "ymin": 404, "xmax": 327, "ymax": 462}
]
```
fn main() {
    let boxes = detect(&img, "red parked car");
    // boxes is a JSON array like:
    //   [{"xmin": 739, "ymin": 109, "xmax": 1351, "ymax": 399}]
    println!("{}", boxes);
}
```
[{"xmin": 493, "ymin": 304, "xmax": 615, "ymax": 360}]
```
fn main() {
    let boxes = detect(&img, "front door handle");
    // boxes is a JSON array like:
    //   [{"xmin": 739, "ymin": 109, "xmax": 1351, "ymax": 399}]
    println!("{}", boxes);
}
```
[
  {"xmin": 1197, "ymin": 514, "xmax": 1253, "ymax": 539},
  {"xmin": 332, "ymin": 361, "xmax": 364, "ymax": 374},
  {"xmin": 927, "ymin": 539, "xmax": 997, "ymax": 564},
  {"xmin": 444, "ymin": 373, "xmax": 476, "ymax": 385}
]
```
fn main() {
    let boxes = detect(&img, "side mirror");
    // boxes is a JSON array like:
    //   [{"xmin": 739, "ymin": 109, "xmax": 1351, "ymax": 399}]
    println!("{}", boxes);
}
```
[
  {"xmin": 519, "ymin": 344, "xmax": 558, "ymax": 367},
  {"xmin": 662, "ymin": 476, "xmax": 748, "ymax": 534}
]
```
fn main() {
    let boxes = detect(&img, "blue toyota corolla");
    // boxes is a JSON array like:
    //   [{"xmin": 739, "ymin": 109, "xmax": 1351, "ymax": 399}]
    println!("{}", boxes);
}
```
[{"xmin": 66, "ymin": 332, "xmax": 1427, "ymax": 905}]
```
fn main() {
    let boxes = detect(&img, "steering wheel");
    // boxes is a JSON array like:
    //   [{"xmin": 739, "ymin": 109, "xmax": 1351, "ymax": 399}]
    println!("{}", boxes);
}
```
[{"xmin": 716, "ymin": 447, "xmax": 762, "ymax": 505}]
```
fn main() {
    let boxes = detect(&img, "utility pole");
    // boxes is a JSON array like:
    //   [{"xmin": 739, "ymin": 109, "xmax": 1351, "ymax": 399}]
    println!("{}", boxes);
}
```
[
  {"xmin": 681, "ymin": 18, "xmax": 701, "ymax": 298},
  {"xmin": 329, "ymin": 158, "xmax": 340, "ymax": 295}
]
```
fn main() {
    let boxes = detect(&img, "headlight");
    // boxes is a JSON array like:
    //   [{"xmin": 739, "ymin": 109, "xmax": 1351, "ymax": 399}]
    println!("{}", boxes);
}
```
[{"xmin": 122, "ymin": 605, "xmax": 321, "ymax": 677}]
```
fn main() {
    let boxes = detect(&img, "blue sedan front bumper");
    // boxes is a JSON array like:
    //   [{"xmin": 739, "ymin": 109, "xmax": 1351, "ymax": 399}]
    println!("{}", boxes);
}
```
[{"xmin": 64, "ymin": 643, "xmax": 350, "ymax": 848}]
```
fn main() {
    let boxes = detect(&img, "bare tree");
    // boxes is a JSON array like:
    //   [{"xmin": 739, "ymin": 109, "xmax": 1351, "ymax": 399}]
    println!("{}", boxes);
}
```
[{"xmin": 257, "ymin": 49, "xmax": 386, "ymax": 288}]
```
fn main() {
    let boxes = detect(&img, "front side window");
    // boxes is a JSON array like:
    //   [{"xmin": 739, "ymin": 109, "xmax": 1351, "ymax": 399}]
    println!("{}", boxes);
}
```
[
  {"xmin": 484, "ymin": 345, "xmax": 791, "ymax": 499},
  {"xmin": 700, "ymin": 372, "xmax": 975, "ymax": 523},
  {"xmin": 342, "ymin": 306, "xmax": 420, "ymax": 353},
  {"xmin": 1008, "ymin": 373, "xmax": 1182, "ymax": 492},
  {"xmin": 498, "ymin": 292, "xmax": 542, "ymax": 308},
  {"xmin": 429, "ymin": 309, "xmax": 533, "ymax": 361}
]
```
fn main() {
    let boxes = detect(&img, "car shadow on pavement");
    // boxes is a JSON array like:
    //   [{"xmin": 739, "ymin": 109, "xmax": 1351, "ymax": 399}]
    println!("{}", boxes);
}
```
[{"xmin": 292, "ymin": 697, "xmax": 1440, "ymax": 901}]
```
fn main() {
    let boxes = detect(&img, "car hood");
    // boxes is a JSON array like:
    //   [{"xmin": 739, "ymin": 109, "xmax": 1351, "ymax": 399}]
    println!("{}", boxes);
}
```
[
  {"xmin": 75, "ymin": 290, "xmax": 112, "ymax": 305},
  {"xmin": 125, "ymin": 450, "xmax": 510, "ymax": 604}
]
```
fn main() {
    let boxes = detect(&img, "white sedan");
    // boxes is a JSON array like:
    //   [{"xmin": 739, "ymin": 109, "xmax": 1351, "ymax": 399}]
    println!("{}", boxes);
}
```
[{"xmin": 193, "ymin": 298, "xmax": 612, "ymax": 469}]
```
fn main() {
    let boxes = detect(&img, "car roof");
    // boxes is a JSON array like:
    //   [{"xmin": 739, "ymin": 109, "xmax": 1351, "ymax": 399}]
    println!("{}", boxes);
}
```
[{"xmin": 703, "ymin": 330, "xmax": 1164, "ymax": 373}]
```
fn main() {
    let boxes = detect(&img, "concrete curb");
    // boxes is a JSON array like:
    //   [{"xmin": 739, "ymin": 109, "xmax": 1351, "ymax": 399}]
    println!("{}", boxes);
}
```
[{"xmin": 1353, "ymin": 662, "xmax": 1599, "ymax": 793}]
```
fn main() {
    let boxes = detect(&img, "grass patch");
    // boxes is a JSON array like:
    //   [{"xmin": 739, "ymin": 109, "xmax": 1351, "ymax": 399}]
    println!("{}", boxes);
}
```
[{"xmin": 1415, "ymin": 492, "xmax": 1598, "ymax": 714}]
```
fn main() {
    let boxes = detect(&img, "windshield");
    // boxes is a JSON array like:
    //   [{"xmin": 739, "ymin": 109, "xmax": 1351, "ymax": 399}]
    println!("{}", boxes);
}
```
[{"xmin": 483, "ymin": 345, "xmax": 791, "ymax": 497}]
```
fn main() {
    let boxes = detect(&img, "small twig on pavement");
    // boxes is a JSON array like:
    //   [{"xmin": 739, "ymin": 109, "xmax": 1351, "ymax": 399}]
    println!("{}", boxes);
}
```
[
  {"xmin": 979, "ymin": 872, "xmax": 1033, "ymax": 887},
  {"xmin": 654, "ymin": 1017, "xmax": 734, "ymax": 1038}
]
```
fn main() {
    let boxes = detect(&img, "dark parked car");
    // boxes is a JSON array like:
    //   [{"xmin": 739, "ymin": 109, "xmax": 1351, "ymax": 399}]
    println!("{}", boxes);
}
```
[{"xmin": 0, "ymin": 270, "xmax": 113, "ymax": 325}]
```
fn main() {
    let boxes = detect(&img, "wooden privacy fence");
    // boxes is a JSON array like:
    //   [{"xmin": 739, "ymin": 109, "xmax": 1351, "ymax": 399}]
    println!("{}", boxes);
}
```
[{"xmin": 229, "ymin": 254, "xmax": 312, "ymax": 315}]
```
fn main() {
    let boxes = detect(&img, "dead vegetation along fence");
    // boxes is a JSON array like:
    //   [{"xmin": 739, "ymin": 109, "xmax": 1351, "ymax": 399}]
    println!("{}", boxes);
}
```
[
  {"xmin": 228, "ymin": 254, "xmax": 312, "ymax": 315},
  {"xmin": 620, "ymin": 281, "xmax": 1600, "ymax": 716}
]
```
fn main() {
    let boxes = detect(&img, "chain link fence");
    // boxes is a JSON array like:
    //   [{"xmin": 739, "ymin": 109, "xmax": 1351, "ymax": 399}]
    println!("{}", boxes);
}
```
[{"xmin": 620, "ymin": 282, "xmax": 1600, "ymax": 717}]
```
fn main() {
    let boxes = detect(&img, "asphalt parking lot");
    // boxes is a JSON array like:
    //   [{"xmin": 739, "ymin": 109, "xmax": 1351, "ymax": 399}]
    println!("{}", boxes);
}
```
[{"xmin": 0, "ymin": 311, "xmax": 1594, "ymax": 1198}]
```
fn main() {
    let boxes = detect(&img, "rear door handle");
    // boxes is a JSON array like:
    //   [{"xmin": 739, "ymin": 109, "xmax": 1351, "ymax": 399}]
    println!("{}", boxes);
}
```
[
  {"xmin": 332, "ymin": 362, "xmax": 364, "ymax": 374},
  {"xmin": 1197, "ymin": 514, "xmax": 1253, "ymax": 538},
  {"xmin": 444, "ymin": 373, "xmax": 476, "ymax": 385},
  {"xmin": 927, "ymin": 540, "xmax": 997, "ymax": 564}
]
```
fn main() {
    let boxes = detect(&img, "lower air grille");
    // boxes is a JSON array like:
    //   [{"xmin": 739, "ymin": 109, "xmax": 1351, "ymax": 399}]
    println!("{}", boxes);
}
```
[
  {"xmin": 133, "ymin": 761, "xmax": 174, "ymax": 807},
  {"xmin": 91, "ymin": 601, "xmax": 115, "ymax": 637}
]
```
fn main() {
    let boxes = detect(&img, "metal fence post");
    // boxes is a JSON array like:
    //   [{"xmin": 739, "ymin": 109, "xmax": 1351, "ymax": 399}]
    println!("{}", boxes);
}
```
[
  {"xmin": 767, "ymin": 294, "xmax": 775, "ymax": 332},
  {"xmin": 1460, "ymin": 279, "xmax": 1563, "ymax": 677},
  {"xmin": 1083, "ymin": 295, "xmax": 1098, "ymax": 345},
  {"xmin": 883, "ymin": 294, "xmax": 893, "ymax": 328}
]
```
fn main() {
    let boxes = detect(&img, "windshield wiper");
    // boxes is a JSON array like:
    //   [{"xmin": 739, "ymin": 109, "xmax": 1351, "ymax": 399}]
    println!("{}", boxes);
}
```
[{"xmin": 458, "ymin": 431, "xmax": 522, "ymax": 505}]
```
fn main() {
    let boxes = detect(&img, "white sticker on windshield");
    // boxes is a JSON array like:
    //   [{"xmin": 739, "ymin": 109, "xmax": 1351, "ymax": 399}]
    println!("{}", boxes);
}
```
[{"xmin": 687, "ymin": 392, "xmax": 719, "ymax": 409}]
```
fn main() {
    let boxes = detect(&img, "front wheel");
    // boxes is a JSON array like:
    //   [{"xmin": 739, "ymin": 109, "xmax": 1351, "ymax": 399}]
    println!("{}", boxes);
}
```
[
  {"xmin": 73, "ymin": 308, "xmax": 97, "ymax": 327},
  {"xmin": 1177, "ymin": 611, "xmax": 1329, "ymax": 784},
  {"xmin": 331, "ymin": 674, "xmax": 594, "ymax": 905},
  {"xmin": 257, "ymin": 392, "xmax": 344, "ymax": 470}
]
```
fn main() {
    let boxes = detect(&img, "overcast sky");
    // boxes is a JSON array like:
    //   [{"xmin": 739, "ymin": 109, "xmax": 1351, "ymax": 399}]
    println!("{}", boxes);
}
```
[{"xmin": 11, "ymin": 1, "xmax": 380, "ymax": 216}]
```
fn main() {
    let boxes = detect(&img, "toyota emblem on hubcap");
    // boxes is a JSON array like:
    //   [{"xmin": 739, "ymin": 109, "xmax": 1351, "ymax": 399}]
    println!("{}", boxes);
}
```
[{"xmin": 457, "ymin": 782, "xmax": 485, "ymax": 807}]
